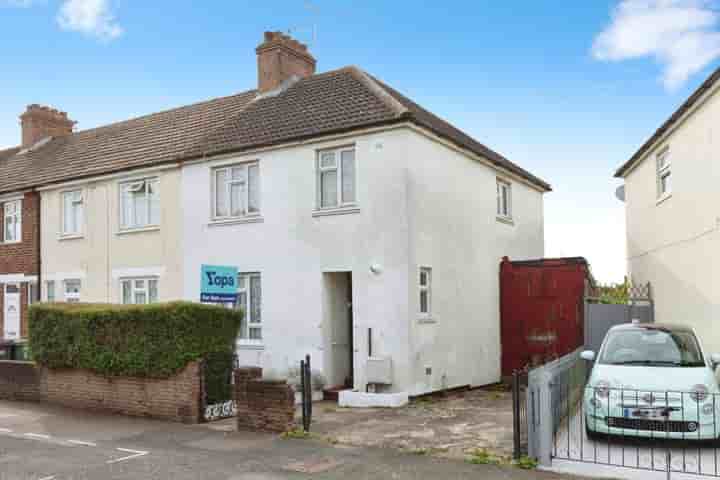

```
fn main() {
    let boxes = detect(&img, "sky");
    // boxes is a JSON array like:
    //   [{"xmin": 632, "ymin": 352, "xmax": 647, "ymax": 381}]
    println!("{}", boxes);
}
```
[{"xmin": 1, "ymin": 0, "xmax": 719, "ymax": 284}]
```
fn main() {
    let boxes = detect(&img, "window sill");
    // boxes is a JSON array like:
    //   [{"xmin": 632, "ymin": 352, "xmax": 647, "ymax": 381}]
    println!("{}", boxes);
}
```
[
  {"xmin": 58, "ymin": 233, "xmax": 84, "ymax": 241},
  {"xmin": 496, "ymin": 215, "xmax": 514, "ymax": 226},
  {"xmin": 656, "ymin": 193, "xmax": 672, "ymax": 205},
  {"xmin": 0, "ymin": 240, "xmax": 21, "ymax": 245},
  {"xmin": 237, "ymin": 342, "xmax": 265, "ymax": 351},
  {"xmin": 208, "ymin": 216, "xmax": 264, "ymax": 227},
  {"xmin": 312, "ymin": 206, "xmax": 361, "ymax": 218},
  {"xmin": 418, "ymin": 317, "xmax": 436, "ymax": 324},
  {"xmin": 116, "ymin": 226, "xmax": 160, "ymax": 236}
]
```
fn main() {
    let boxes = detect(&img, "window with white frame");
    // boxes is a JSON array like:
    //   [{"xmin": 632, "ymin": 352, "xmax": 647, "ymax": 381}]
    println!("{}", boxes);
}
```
[
  {"xmin": 317, "ymin": 147, "xmax": 356, "ymax": 209},
  {"xmin": 120, "ymin": 178, "xmax": 159, "ymax": 230},
  {"xmin": 496, "ymin": 179, "xmax": 512, "ymax": 219},
  {"xmin": 419, "ymin": 267, "xmax": 432, "ymax": 318},
  {"xmin": 3, "ymin": 200, "xmax": 21, "ymax": 243},
  {"xmin": 657, "ymin": 147, "xmax": 671, "ymax": 198},
  {"xmin": 28, "ymin": 283, "xmax": 39, "ymax": 306},
  {"xmin": 46, "ymin": 281, "xmax": 56, "ymax": 303},
  {"xmin": 236, "ymin": 273, "xmax": 262, "ymax": 341},
  {"xmin": 120, "ymin": 278, "xmax": 158, "ymax": 305},
  {"xmin": 213, "ymin": 162, "xmax": 260, "ymax": 219},
  {"xmin": 64, "ymin": 279, "xmax": 81, "ymax": 303},
  {"xmin": 62, "ymin": 190, "xmax": 84, "ymax": 235}
]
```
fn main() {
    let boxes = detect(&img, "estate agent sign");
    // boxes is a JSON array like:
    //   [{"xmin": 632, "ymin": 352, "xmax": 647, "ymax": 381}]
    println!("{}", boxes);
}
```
[{"xmin": 200, "ymin": 265, "xmax": 238, "ymax": 303}]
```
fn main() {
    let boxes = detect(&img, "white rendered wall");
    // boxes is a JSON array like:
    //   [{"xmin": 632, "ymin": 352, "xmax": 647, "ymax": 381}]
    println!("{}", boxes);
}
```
[
  {"xmin": 623, "ymin": 86, "xmax": 720, "ymax": 353},
  {"xmin": 404, "ymin": 130, "xmax": 546, "ymax": 395},
  {"xmin": 180, "ymin": 130, "xmax": 413, "ymax": 392}
]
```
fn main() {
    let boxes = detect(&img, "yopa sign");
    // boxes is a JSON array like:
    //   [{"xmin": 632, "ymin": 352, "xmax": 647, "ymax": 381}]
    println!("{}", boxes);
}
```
[{"xmin": 201, "ymin": 265, "xmax": 239, "ymax": 303}]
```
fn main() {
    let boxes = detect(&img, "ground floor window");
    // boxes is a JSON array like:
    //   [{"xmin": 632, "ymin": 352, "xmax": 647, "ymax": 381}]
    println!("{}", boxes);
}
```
[
  {"xmin": 46, "ymin": 280, "xmax": 55, "ymax": 302},
  {"xmin": 237, "ymin": 272, "xmax": 261, "ymax": 341},
  {"xmin": 28, "ymin": 283, "xmax": 39, "ymax": 305},
  {"xmin": 64, "ymin": 279, "xmax": 81, "ymax": 303},
  {"xmin": 121, "ymin": 278, "xmax": 158, "ymax": 305}
]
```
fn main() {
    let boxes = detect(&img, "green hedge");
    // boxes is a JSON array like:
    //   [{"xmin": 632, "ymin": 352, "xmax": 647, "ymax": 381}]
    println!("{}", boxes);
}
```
[{"xmin": 28, "ymin": 302, "xmax": 242, "ymax": 379}]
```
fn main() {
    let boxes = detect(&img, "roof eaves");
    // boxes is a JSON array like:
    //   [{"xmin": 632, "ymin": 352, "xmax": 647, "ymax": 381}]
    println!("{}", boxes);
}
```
[{"xmin": 614, "ymin": 66, "xmax": 720, "ymax": 178}]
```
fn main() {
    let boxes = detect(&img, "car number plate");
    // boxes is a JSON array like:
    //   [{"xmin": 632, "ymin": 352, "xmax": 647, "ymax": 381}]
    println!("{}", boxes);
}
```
[{"xmin": 624, "ymin": 408, "xmax": 664, "ymax": 419}]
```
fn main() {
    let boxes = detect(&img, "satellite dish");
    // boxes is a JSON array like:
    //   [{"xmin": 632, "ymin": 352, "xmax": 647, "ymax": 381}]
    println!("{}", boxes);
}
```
[{"xmin": 615, "ymin": 185, "xmax": 626, "ymax": 202}]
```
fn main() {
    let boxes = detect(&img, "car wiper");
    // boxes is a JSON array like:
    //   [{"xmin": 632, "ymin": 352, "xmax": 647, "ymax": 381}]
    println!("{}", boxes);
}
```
[{"xmin": 611, "ymin": 360, "xmax": 682, "ymax": 366}]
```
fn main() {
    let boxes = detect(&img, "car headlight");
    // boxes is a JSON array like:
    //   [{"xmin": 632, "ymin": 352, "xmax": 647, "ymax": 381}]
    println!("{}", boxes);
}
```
[
  {"xmin": 593, "ymin": 380, "xmax": 610, "ymax": 399},
  {"xmin": 690, "ymin": 385, "xmax": 709, "ymax": 403}
]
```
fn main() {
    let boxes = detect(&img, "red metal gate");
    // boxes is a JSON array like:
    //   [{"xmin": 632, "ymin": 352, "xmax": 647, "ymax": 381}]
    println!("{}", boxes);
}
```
[{"xmin": 500, "ymin": 257, "xmax": 591, "ymax": 379}]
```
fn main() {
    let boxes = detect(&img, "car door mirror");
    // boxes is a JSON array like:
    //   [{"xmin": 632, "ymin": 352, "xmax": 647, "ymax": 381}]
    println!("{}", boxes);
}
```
[
  {"xmin": 711, "ymin": 354, "xmax": 720, "ymax": 368},
  {"xmin": 580, "ymin": 350, "xmax": 595, "ymax": 362}
]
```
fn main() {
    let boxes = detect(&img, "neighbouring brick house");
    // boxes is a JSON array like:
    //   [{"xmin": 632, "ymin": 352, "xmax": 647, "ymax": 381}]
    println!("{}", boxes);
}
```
[{"xmin": 0, "ymin": 106, "xmax": 75, "ymax": 347}]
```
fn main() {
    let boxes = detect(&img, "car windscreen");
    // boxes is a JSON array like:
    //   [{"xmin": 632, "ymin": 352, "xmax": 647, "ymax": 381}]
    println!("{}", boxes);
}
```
[{"xmin": 598, "ymin": 328, "xmax": 706, "ymax": 367}]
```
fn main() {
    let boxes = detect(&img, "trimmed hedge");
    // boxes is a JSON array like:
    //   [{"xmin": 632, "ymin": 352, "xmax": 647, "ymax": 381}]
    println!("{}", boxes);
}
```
[{"xmin": 28, "ymin": 302, "xmax": 242, "ymax": 379}]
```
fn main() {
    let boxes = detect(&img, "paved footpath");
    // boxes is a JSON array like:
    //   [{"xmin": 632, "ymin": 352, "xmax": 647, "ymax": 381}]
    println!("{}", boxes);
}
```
[{"xmin": 0, "ymin": 400, "xmax": 591, "ymax": 480}]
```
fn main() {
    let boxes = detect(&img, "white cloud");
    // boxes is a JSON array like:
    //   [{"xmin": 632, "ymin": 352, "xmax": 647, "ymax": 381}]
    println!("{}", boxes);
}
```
[
  {"xmin": 593, "ymin": 0, "xmax": 720, "ymax": 89},
  {"xmin": 57, "ymin": 0, "xmax": 123, "ymax": 41}
]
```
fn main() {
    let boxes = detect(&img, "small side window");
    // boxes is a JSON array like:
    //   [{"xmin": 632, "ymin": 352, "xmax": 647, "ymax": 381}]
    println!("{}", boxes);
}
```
[
  {"xmin": 496, "ymin": 179, "xmax": 512, "ymax": 220},
  {"xmin": 419, "ymin": 267, "xmax": 432, "ymax": 318}
]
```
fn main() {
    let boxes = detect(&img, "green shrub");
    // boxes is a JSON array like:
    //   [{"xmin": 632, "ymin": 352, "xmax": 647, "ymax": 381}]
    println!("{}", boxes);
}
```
[{"xmin": 28, "ymin": 302, "xmax": 242, "ymax": 379}]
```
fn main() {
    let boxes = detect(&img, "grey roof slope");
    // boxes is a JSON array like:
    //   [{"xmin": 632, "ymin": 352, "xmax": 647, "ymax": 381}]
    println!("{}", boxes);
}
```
[{"xmin": 0, "ymin": 67, "xmax": 550, "ymax": 194}]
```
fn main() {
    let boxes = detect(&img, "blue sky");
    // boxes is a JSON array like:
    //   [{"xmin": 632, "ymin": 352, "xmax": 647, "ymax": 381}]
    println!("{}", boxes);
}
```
[{"xmin": 1, "ymin": 0, "xmax": 718, "ymax": 283}]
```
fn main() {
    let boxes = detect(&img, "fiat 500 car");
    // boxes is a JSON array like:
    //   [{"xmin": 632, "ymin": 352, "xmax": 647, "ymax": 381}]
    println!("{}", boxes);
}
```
[{"xmin": 583, "ymin": 324, "xmax": 720, "ymax": 440}]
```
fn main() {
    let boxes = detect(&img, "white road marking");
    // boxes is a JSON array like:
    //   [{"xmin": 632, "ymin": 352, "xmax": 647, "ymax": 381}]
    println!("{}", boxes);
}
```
[
  {"xmin": 67, "ymin": 439, "xmax": 97, "ymax": 447},
  {"xmin": 24, "ymin": 433, "xmax": 51, "ymax": 440},
  {"xmin": 0, "ymin": 428, "xmax": 13, "ymax": 433},
  {"xmin": 38, "ymin": 476, "xmax": 56, "ymax": 480},
  {"xmin": 106, "ymin": 448, "xmax": 149, "ymax": 464}
]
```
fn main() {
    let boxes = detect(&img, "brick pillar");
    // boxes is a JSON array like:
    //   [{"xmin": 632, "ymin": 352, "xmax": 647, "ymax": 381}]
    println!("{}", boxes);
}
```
[{"xmin": 235, "ymin": 366, "xmax": 262, "ymax": 430}]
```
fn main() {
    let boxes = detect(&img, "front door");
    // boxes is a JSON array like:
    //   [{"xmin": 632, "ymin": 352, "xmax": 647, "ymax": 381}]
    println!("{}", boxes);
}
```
[{"xmin": 3, "ymin": 284, "xmax": 20, "ymax": 341}]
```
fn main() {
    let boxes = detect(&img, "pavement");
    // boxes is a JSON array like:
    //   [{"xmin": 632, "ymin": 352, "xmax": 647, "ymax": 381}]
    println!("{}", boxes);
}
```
[{"xmin": 0, "ymin": 399, "xmax": 592, "ymax": 480}]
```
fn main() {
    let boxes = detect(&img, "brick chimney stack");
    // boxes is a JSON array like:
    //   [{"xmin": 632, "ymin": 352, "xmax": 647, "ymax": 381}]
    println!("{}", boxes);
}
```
[
  {"xmin": 256, "ymin": 31, "xmax": 316, "ymax": 93},
  {"xmin": 20, "ymin": 104, "xmax": 76, "ymax": 148}
]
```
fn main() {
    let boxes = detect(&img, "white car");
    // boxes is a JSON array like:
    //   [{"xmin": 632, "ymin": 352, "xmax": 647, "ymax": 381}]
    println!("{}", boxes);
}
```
[{"xmin": 583, "ymin": 323, "xmax": 720, "ymax": 441}]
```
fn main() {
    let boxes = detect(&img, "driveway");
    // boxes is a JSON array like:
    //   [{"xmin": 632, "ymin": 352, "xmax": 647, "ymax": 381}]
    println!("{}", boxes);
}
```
[
  {"xmin": 0, "ymin": 399, "xmax": 593, "ymax": 479},
  {"xmin": 310, "ymin": 386, "xmax": 515, "ymax": 460}
]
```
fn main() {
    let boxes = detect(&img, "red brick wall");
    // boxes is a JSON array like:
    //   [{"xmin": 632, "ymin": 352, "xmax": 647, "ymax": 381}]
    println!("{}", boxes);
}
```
[
  {"xmin": 0, "ymin": 191, "xmax": 40, "ymax": 341},
  {"xmin": 0, "ymin": 360, "xmax": 41, "ymax": 401},
  {"xmin": 0, "ymin": 360, "xmax": 203, "ymax": 423},
  {"xmin": 235, "ymin": 367, "xmax": 295, "ymax": 433}
]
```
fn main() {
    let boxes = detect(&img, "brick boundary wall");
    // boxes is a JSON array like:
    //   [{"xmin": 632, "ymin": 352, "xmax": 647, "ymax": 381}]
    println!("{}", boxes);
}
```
[
  {"xmin": 0, "ymin": 360, "xmax": 203, "ymax": 423},
  {"xmin": 235, "ymin": 367, "xmax": 295, "ymax": 433},
  {"xmin": 0, "ymin": 361, "xmax": 42, "ymax": 401}
]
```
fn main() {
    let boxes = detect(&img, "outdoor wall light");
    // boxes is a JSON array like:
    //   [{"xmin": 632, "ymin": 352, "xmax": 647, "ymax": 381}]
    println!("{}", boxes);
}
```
[{"xmin": 370, "ymin": 264, "xmax": 383, "ymax": 275}]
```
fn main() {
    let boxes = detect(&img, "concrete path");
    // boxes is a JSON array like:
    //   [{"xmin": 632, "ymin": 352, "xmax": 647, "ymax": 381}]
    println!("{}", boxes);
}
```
[{"xmin": 0, "ymin": 400, "xmax": 590, "ymax": 479}]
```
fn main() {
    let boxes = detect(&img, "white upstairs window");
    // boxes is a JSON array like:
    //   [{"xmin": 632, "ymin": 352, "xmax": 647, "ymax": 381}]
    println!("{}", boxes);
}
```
[
  {"xmin": 213, "ymin": 162, "xmax": 260, "ymax": 219},
  {"xmin": 120, "ymin": 178, "xmax": 159, "ymax": 230},
  {"xmin": 496, "ymin": 179, "xmax": 512, "ymax": 220},
  {"xmin": 419, "ymin": 267, "xmax": 432, "ymax": 318},
  {"xmin": 121, "ymin": 278, "xmax": 159, "ymax": 305},
  {"xmin": 3, "ymin": 200, "xmax": 21, "ymax": 243},
  {"xmin": 317, "ymin": 147, "xmax": 356, "ymax": 209},
  {"xmin": 64, "ymin": 279, "xmax": 81, "ymax": 303},
  {"xmin": 237, "ymin": 273, "xmax": 262, "ymax": 342},
  {"xmin": 62, "ymin": 190, "xmax": 84, "ymax": 236},
  {"xmin": 657, "ymin": 147, "xmax": 671, "ymax": 198}
]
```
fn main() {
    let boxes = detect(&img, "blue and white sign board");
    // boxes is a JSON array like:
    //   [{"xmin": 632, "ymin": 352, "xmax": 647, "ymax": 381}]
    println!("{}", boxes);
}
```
[{"xmin": 201, "ymin": 265, "xmax": 238, "ymax": 303}]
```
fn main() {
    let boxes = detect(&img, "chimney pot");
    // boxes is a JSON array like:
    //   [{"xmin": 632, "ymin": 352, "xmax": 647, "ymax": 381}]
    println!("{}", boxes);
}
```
[
  {"xmin": 19, "ymin": 104, "xmax": 76, "ymax": 148},
  {"xmin": 256, "ymin": 31, "xmax": 316, "ymax": 93}
]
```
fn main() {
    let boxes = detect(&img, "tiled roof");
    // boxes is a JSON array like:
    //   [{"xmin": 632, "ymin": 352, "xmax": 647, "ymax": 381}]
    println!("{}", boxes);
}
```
[
  {"xmin": 615, "ymin": 66, "xmax": 720, "ymax": 178},
  {"xmin": 0, "ymin": 91, "xmax": 258, "ymax": 193},
  {"xmin": 0, "ymin": 66, "xmax": 550, "ymax": 193}
]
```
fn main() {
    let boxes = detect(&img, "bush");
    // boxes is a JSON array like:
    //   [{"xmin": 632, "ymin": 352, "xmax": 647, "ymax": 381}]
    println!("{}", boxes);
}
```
[{"xmin": 28, "ymin": 302, "xmax": 242, "ymax": 379}]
